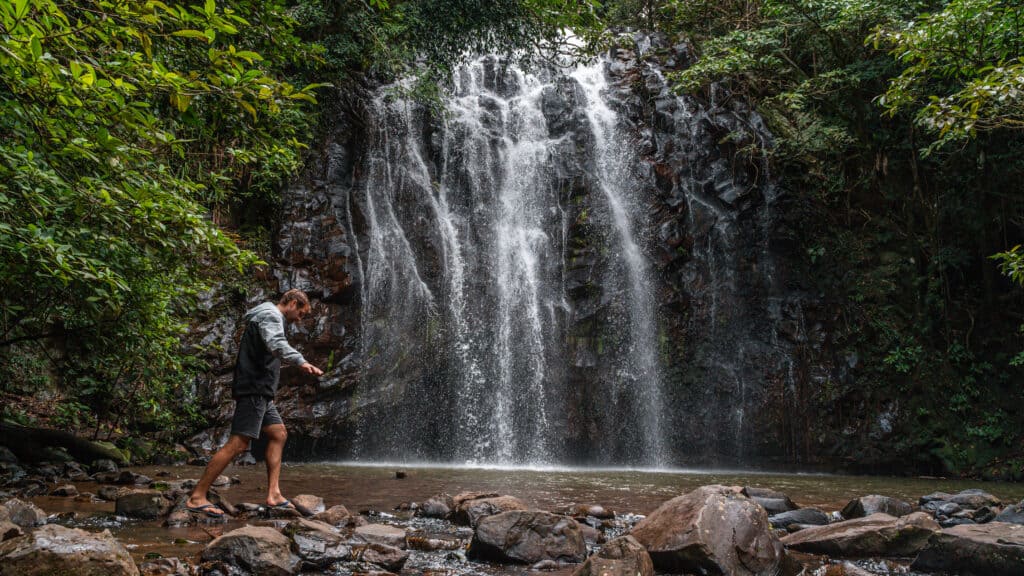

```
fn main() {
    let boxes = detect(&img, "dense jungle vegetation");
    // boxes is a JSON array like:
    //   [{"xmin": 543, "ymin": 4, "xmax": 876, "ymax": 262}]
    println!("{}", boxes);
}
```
[{"xmin": 2, "ymin": 0, "xmax": 1023, "ymax": 477}]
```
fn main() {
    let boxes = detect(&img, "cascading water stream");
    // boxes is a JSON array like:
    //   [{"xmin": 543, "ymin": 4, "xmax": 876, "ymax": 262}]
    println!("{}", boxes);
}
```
[
  {"xmin": 571, "ymin": 64, "xmax": 666, "ymax": 467},
  {"xmin": 349, "ymin": 54, "xmax": 671, "ymax": 466}
]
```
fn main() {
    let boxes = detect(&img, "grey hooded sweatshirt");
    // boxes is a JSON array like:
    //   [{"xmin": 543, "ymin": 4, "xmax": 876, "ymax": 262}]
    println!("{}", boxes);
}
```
[{"xmin": 232, "ymin": 302, "xmax": 308, "ymax": 398}]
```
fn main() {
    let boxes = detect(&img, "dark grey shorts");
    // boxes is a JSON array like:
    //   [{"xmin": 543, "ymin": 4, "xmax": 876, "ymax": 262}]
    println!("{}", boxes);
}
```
[{"xmin": 230, "ymin": 396, "xmax": 284, "ymax": 439}]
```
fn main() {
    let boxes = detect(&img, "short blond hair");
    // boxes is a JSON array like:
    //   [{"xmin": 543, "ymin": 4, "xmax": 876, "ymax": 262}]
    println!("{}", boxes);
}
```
[{"xmin": 279, "ymin": 289, "xmax": 310, "ymax": 310}]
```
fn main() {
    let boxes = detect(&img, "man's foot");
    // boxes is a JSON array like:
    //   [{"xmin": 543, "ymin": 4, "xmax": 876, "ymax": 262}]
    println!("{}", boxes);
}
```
[
  {"xmin": 186, "ymin": 497, "xmax": 225, "ymax": 517},
  {"xmin": 267, "ymin": 498, "xmax": 295, "ymax": 510}
]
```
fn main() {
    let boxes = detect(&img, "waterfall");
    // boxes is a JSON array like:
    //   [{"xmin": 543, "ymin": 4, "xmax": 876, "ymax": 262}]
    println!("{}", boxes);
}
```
[{"xmin": 347, "ymin": 54, "xmax": 670, "ymax": 466}]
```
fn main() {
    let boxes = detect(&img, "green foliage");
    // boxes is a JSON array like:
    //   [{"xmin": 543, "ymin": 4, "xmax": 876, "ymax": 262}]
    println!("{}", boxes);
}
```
[
  {"xmin": 872, "ymin": 0, "xmax": 1024, "ymax": 146},
  {"xmin": 0, "ymin": 0, "xmax": 320, "ymax": 439}
]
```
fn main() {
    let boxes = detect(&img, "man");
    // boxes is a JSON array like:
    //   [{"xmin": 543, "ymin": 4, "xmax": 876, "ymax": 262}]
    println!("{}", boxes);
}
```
[{"xmin": 186, "ymin": 289, "xmax": 323, "ymax": 517}]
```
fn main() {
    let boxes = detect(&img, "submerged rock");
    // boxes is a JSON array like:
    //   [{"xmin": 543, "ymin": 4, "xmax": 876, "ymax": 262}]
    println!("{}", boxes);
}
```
[
  {"xmin": 0, "ymin": 524, "xmax": 139, "ymax": 576},
  {"xmin": 571, "ymin": 535, "xmax": 654, "ymax": 576},
  {"xmin": 780, "ymin": 512, "xmax": 938, "ymax": 556},
  {"xmin": 200, "ymin": 525, "xmax": 297, "ymax": 575},
  {"xmin": 630, "ymin": 485, "xmax": 783, "ymax": 575},
  {"xmin": 840, "ymin": 495, "xmax": 913, "ymax": 519},
  {"xmin": 469, "ymin": 510, "xmax": 587, "ymax": 564},
  {"xmin": 911, "ymin": 521, "xmax": 1024, "ymax": 575}
]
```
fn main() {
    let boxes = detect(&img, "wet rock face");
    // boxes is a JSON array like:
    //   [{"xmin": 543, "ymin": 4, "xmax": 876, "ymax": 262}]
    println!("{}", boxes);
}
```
[
  {"xmin": 629, "ymin": 485, "xmax": 783, "ymax": 575},
  {"xmin": 780, "ymin": 512, "xmax": 939, "ymax": 557},
  {"xmin": 911, "ymin": 521, "xmax": 1024, "ymax": 575},
  {"xmin": 0, "ymin": 524, "xmax": 139, "ymax": 576},
  {"xmin": 469, "ymin": 510, "xmax": 588, "ymax": 564}
]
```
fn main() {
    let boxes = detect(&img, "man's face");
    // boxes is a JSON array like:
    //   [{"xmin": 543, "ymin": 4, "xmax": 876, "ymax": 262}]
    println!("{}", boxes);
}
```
[{"xmin": 283, "ymin": 301, "xmax": 310, "ymax": 323}]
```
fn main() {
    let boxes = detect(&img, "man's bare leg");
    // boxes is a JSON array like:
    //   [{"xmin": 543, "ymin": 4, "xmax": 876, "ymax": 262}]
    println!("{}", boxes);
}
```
[
  {"xmin": 263, "ymin": 423, "xmax": 289, "ymax": 507},
  {"xmin": 187, "ymin": 434, "xmax": 251, "ymax": 514}
]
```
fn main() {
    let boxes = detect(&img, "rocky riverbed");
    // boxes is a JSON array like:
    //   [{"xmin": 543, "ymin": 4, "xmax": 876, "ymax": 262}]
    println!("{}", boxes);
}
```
[{"xmin": 3, "ymin": 454, "xmax": 1024, "ymax": 575}]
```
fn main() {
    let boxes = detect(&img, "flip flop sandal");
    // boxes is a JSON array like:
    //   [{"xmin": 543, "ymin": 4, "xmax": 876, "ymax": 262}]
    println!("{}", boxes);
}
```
[
  {"xmin": 186, "ymin": 503, "xmax": 225, "ymax": 518},
  {"xmin": 270, "ymin": 499, "xmax": 295, "ymax": 509}
]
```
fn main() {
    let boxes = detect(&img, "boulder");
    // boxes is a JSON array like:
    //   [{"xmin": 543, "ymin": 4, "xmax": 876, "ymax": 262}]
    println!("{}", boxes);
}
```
[
  {"xmin": 571, "ymin": 535, "xmax": 654, "ymax": 576},
  {"xmin": 115, "ymin": 489, "xmax": 169, "ymax": 519},
  {"xmin": 949, "ymin": 488, "xmax": 1001, "ymax": 509},
  {"xmin": 418, "ymin": 494, "xmax": 454, "ymax": 519},
  {"xmin": 313, "ymin": 504, "xmax": 353, "ymax": 526},
  {"xmin": 0, "ymin": 447, "xmax": 16, "ymax": 463},
  {"xmin": 469, "ymin": 510, "xmax": 588, "ymax": 565},
  {"xmin": 911, "ymin": 521, "xmax": 1024, "ymax": 575},
  {"xmin": 0, "ymin": 524, "xmax": 139, "ymax": 576},
  {"xmin": 452, "ymin": 491, "xmax": 499, "ymax": 509},
  {"xmin": 354, "ymin": 523, "xmax": 407, "ymax": 549},
  {"xmin": 770, "ymin": 508, "xmax": 829, "ymax": 530},
  {"xmin": 920, "ymin": 492, "xmax": 953, "ymax": 505},
  {"xmin": 780, "ymin": 512, "xmax": 938, "ymax": 556},
  {"xmin": 200, "ymin": 525, "xmax": 297, "ymax": 575},
  {"xmin": 630, "ymin": 485, "xmax": 783, "ymax": 575},
  {"xmin": 287, "ymin": 518, "xmax": 351, "ymax": 569},
  {"xmin": 994, "ymin": 500, "xmax": 1024, "ymax": 525},
  {"xmin": 840, "ymin": 495, "xmax": 913, "ymax": 519},
  {"xmin": 291, "ymin": 494, "xmax": 325, "ymax": 515},
  {"xmin": 2, "ymin": 498, "xmax": 47, "ymax": 527},
  {"xmin": 50, "ymin": 484, "xmax": 79, "ymax": 497},
  {"xmin": 353, "ymin": 543, "xmax": 409, "ymax": 572},
  {"xmin": 455, "ymin": 494, "xmax": 529, "ymax": 527},
  {"xmin": 63, "ymin": 462, "xmax": 90, "ymax": 480}
]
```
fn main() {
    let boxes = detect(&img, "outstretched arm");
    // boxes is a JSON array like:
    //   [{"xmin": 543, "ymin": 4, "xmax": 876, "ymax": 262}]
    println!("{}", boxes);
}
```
[{"xmin": 255, "ymin": 310, "xmax": 308, "ymax": 366}]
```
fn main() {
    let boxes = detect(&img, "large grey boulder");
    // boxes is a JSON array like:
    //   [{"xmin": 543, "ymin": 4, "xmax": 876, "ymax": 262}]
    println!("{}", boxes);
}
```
[
  {"xmin": 0, "ymin": 524, "xmax": 139, "ymax": 576},
  {"xmin": 352, "ymin": 542, "xmax": 409, "ymax": 572},
  {"xmin": 200, "ymin": 525, "xmax": 297, "ymax": 575},
  {"xmin": 911, "ymin": 521, "xmax": 1024, "ymax": 575},
  {"xmin": 780, "ymin": 512, "xmax": 938, "ymax": 556},
  {"xmin": 630, "ymin": 485, "xmax": 783, "ymax": 575},
  {"xmin": 840, "ymin": 495, "xmax": 913, "ymax": 519},
  {"xmin": 469, "ymin": 510, "xmax": 587, "ymax": 564},
  {"xmin": 571, "ymin": 535, "xmax": 654, "ymax": 576}
]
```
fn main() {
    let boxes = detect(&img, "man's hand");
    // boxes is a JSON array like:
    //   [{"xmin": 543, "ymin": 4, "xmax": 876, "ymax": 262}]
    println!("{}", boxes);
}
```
[{"xmin": 300, "ymin": 362, "xmax": 324, "ymax": 376}]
